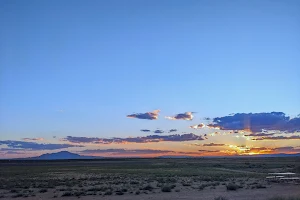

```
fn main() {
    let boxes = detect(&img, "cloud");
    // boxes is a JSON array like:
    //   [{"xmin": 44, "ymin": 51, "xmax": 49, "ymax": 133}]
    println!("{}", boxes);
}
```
[
  {"xmin": 165, "ymin": 112, "xmax": 194, "ymax": 120},
  {"xmin": 22, "ymin": 138, "xmax": 44, "ymax": 141},
  {"xmin": 208, "ymin": 112, "xmax": 300, "ymax": 133},
  {"xmin": 127, "ymin": 110, "xmax": 160, "ymax": 120},
  {"xmin": 203, "ymin": 143, "xmax": 225, "ymax": 147},
  {"xmin": 273, "ymin": 146, "xmax": 296, "ymax": 152},
  {"xmin": 154, "ymin": 129, "xmax": 164, "ymax": 134},
  {"xmin": 198, "ymin": 150, "xmax": 219, "ymax": 153},
  {"xmin": 81, "ymin": 148, "xmax": 174, "ymax": 155},
  {"xmin": 168, "ymin": 129, "xmax": 177, "ymax": 133},
  {"xmin": 0, "ymin": 140, "xmax": 84, "ymax": 150},
  {"xmin": 244, "ymin": 132, "xmax": 276, "ymax": 137},
  {"xmin": 81, "ymin": 148, "xmax": 212, "ymax": 157},
  {"xmin": 64, "ymin": 133, "xmax": 205, "ymax": 144},
  {"xmin": 252, "ymin": 135, "xmax": 300, "ymax": 141},
  {"xmin": 190, "ymin": 123, "xmax": 206, "ymax": 129},
  {"xmin": 203, "ymin": 117, "xmax": 211, "ymax": 121},
  {"xmin": 140, "ymin": 129, "xmax": 151, "ymax": 132}
]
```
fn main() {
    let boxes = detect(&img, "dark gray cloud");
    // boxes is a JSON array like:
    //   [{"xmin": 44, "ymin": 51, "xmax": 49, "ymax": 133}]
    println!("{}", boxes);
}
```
[
  {"xmin": 166, "ymin": 112, "xmax": 194, "ymax": 120},
  {"xmin": 64, "ymin": 133, "xmax": 205, "ymax": 144},
  {"xmin": 252, "ymin": 135, "xmax": 300, "ymax": 141},
  {"xmin": 208, "ymin": 112, "xmax": 300, "ymax": 133},
  {"xmin": 81, "ymin": 149, "xmax": 205, "ymax": 156},
  {"xmin": 198, "ymin": 150, "xmax": 219, "ymax": 153},
  {"xmin": 203, "ymin": 143, "xmax": 225, "ymax": 147},
  {"xmin": 203, "ymin": 117, "xmax": 211, "ymax": 121},
  {"xmin": 168, "ymin": 129, "xmax": 177, "ymax": 133},
  {"xmin": 140, "ymin": 129, "xmax": 151, "ymax": 132},
  {"xmin": 244, "ymin": 132, "xmax": 276, "ymax": 137},
  {"xmin": 81, "ymin": 148, "xmax": 173, "ymax": 155},
  {"xmin": 273, "ymin": 146, "xmax": 297, "ymax": 152},
  {"xmin": 154, "ymin": 129, "xmax": 164, "ymax": 134},
  {"xmin": 127, "ymin": 110, "xmax": 160, "ymax": 120},
  {"xmin": 0, "ymin": 140, "xmax": 84, "ymax": 150},
  {"xmin": 22, "ymin": 137, "xmax": 44, "ymax": 141}
]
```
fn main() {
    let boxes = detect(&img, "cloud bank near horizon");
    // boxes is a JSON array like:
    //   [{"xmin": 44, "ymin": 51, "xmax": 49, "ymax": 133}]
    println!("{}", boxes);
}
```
[{"xmin": 64, "ymin": 133, "xmax": 205, "ymax": 144}]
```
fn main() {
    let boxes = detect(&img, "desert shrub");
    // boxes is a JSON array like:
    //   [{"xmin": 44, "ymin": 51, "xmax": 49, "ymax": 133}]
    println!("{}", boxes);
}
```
[
  {"xmin": 267, "ymin": 197, "xmax": 300, "ymax": 200},
  {"xmin": 182, "ymin": 182, "xmax": 191, "ymax": 186},
  {"xmin": 74, "ymin": 191, "xmax": 85, "ymax": 197},
  {"xmin": 39, "ymin": 189, "xmax": 48, "ymax": 193},
  {"xmin": 104, "ymin": 191, "xmax": 112, "ymax": 195},
  {"xmin": 215, "ymin": 196, "xmax": 229, "ymax": 200},
  {"xmin": 143, "ymin": 184, "xmax": 153, "ymax": 191},
  {"xmin": 161, "ymin": 185, "xmax": 172, "ymax": 192},
  {"xmin": 12, "ymin": 194, "xmax": 23, "ymax": 198},
  {"xmin": 175, "ymin": 189, "xmax": 180, "ymax": 192},
  {"xmin": 130, "ymin": 181, "xmax": 139, "ymax": 185},
  {"xmin": 135, "ymin": 190, "xmax": 140, "ymax": 195},
  {"xmin": 226, "ymin": 183, "xmax": 239, "ymax": 191},
  {"xmin": 10, "ymin": 189, "xmax": 18, "ymax": 193},
  {"xmin": 121, "ymin": 188, "xmax": 127, "ymax": 192},
  {"xmin": 115, "ymin": 191, "xmax": 124, "ymax": 195},
  {"xmin": 255, "ymin": 184, "xmax": 266, "ymax": 189},
  {"xmin": 61, "ymin": 192, "xmax": 72, "ymax": 197}
]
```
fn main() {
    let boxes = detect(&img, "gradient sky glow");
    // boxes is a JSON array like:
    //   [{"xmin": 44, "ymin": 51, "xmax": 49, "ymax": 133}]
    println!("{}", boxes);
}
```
[{"xmin": 0, "ymin": 0, "xmax": 300, "ymax": 158}]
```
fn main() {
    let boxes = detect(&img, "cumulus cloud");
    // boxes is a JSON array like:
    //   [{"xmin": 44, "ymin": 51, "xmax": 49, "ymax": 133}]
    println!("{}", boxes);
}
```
[
  {"xmin": 127, "ymin": 110, "xmax": 160, "ymax": 120},
  {"xmin": 64, "ymin": 133, "xmax": 205, "ymax": 144},
  {"xmin": 0, "ymin": 140, "xmax": 84, "ymax": 150},
  {"xmin": 165, "ymin": 112, "xmax": 194, "ymax": 120},
  {"xmin": 154, "ymin": 129, "xmax": 164, "ymax": 134},
  {"xmin": 208, "ymin": 112, "xmax": 300, "ymax": 133},
  {"xmin": 203, "ymin": 143, "xmax": 225, "ymax": 147},
  {"xmin": 190, "ymin": 123, "xmax": 206, "ymax": 129},
  {"xmin": 22, "ymin": 138, "xmax": 44, "ymax": 141},
  {"xmin": 140, "ymin": 129, "xmax": 151, "ymax": 132}
]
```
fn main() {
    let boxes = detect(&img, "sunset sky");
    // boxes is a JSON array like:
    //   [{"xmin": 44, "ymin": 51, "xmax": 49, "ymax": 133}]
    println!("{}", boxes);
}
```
[{"xmin": 0, "ymin": 0, "xmax": 300, "ymax": 158}]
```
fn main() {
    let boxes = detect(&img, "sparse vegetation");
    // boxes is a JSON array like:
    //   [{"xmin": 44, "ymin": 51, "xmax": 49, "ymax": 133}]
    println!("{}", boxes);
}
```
[
  {"xmin": 0, "ymin": 157, "xmax": 299, "ymax": 199},
  {"xmin": 161, "ymin": 185, "xmax": 172, "ymax": 192},
  {"xmin": 226, "ymin": 183, "xmax": 239, "ymax": 191},
  {"xmin": 215, "ymin": 196, "xmax": 229, "ymax": 200}
]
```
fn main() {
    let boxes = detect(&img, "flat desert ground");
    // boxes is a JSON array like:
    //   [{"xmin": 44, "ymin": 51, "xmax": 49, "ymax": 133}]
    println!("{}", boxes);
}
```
[{"xmin": 0, "ymin": 157, "xmax": 300, "ymax": 200}]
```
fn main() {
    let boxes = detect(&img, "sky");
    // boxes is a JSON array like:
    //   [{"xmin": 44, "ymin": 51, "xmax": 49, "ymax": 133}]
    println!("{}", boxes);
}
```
[{"xmin": 0, "ymin": 0, "xmax": 300, "ymax": 158}]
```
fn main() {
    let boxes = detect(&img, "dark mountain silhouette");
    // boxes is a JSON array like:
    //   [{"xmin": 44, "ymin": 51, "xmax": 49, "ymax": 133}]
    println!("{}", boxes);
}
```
[{"xmin": 19, "ymin": 151, "xmax": 102, "ymax": 160}]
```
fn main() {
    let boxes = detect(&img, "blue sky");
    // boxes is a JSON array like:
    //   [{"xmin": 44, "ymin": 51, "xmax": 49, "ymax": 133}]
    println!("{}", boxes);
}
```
[{"xmin": 0, "ymin": 0, "xmax": 300, "ymax": 157}]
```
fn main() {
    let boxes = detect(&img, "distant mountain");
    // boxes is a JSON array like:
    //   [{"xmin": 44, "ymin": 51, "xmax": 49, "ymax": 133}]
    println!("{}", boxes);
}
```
[
  {"xmin": 19, "ymin": 151, "xmax": 102, "ymax": 160},
  {"xmin": 251, "ymin": 153, "xmax": 300, "ymax": 158}
]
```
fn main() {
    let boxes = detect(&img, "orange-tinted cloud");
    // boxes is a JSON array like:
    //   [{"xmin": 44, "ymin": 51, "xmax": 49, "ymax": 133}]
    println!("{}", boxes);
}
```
[
  {"xmin": 166, "ymin": 112, "xmax": 194, "ymax": 120},
  {"xmin": 190, "ymin": 123, "xmax": 206, "ymax": 129},
  {"xmin": 203, "ymin": 143, "xmax": 225, "ymax": 147}
]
